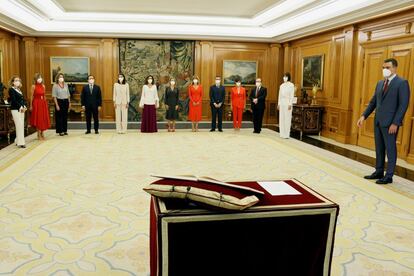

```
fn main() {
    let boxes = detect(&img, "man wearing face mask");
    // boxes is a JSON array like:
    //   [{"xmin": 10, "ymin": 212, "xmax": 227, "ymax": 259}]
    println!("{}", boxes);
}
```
[
  {"xmin": 249, "ymin": 78, "xmax": 267, "ymax": 133},
  {"xmin": 357, "ymin": 58, "xmax": 410, "ymax": 184},
  {"xmin": 81, "ymin": 75, "xmax": 102, "ymax": 134},
  {"xmin": 209, "ymin": 76, "xmax": 225, "ymax": 132}
]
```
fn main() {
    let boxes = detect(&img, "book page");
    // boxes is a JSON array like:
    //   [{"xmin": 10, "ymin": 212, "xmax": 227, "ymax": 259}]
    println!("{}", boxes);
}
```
[{"xmin": 257, "ymin": 181, "xmax": 301, "ymax": 196}]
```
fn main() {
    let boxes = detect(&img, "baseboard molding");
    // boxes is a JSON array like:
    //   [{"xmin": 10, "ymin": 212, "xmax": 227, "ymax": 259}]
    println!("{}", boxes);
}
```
[{"xmin": 67, "ymin": 121, "xmax": 254, "ymax": 130}]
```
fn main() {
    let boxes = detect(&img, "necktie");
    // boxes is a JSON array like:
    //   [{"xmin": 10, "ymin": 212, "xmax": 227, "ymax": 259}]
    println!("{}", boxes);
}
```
[
  {"xmin": 90, "ymin": 85, "xmax": 93, "ymax": 95},
  {"xmin": 383, "ymin": 79, "xmax": 389, "ymax": 94},
  {"xmin": 255, "ymin": 87, "xmax": 259, "ymax": 97}
]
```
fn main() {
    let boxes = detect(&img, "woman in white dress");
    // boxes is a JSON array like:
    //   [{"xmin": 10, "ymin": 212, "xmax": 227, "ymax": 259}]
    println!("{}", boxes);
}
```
[
  {"xmin": 113, "ymin": 73, "xmax": 130, "ymax": 134},
  {"xmin": 278, "ymin": 73, "xmax": 295, "ymax": 139}
]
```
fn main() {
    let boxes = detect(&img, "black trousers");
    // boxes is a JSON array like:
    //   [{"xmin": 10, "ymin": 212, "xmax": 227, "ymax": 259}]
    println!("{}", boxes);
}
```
[
  {"xmin": 252, "ymin": 107, "xmax": 265, "ymax": 133},
  {"xmin": 211, "ymin": 105, "xmax": 223, "ymax": 130},
  {"xmin": 86, "ymin": 106, "xmax": 99, "ymax": 131},
  {"xmin": 55, "ymin": 99, "xmax": 69, "ymax": 133},
  {"xmin": 374, "ymin": 124, "xmax": 398, "ymax": 177}
]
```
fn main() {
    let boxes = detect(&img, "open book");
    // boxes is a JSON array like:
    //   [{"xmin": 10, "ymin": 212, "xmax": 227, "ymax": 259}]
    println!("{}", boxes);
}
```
[{"xmin": 150, "ymin": 174, "xmax": 264, "ymax": 195}]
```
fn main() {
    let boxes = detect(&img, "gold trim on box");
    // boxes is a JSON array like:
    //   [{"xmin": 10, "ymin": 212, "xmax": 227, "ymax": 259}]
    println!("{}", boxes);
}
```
[{"xmin": 160, "ymin": 207, "xmax": 337, "ymax": 276}]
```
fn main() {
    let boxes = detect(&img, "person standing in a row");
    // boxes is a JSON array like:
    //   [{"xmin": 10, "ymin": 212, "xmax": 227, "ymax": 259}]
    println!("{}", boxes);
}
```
[
  {"xmin": 165, "ymin": 77, "xmax": 179, "ymax": 132},
  {"xmin": 231, "ymin": 78, "xmax": 246, "ymax": 130},
  {"xmin": 278, "ymin": 73, "xmax": 294, "ymax": 139},
  {"xmin": 250, "ymin": 78, "xmax": 267, "ymax": 134},
  {"xmin": 113, "ymin": 73, "xmax": 130, "ymax": 134},
  {"xmin": 210, "ymin": 76, "xmax": 225, "ymax": 132},
  {"xmin": 188, "ymin": 76, "xmax": 203, "ymax": 132},
  {"xmin": 81, "ymin": 75, "xmax": 102, "ymax": 134},
  {"xmin": 8, "ymin": 76, "xmax": 27, "ymax": 148},
  {"xmin": 140, "ymin": 75, "xmax": 159, "ymax": 133},
  {"xmin": 52, "ymin": 73, "xmax": 71, "ymax": 136},
  {"xmin": 30, "ymin": 73, "xmax": 50, "ymax": 140}
]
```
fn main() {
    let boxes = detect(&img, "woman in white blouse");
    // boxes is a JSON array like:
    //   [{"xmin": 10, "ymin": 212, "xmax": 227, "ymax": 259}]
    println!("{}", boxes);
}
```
[
  {"xmin": 278, "ymin": 73, "xmax": 295, "ymax": 139},
  {"xmin": 113, "ymin": 73, "xmax": 130, "ymax": 134},
  {"xmin": 139, "ymin": 75, "xmax": 159, "ymax": 133},
  {"xmin": 8, "ymin": 76, "xmax": 27, "ymax": 148}
]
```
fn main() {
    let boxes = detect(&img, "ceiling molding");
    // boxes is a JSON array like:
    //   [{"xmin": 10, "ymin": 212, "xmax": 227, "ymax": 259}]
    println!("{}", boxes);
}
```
[{"xmin": 0, "ymin": 0, "xmax": 413, "ymax": 42}]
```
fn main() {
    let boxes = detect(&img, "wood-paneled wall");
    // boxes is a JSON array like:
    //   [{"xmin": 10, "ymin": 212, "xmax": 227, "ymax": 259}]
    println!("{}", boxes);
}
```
[
  {"xmin": 283, "ymin": 8, "xmax": 414, "ymax": 163},
  {"xmin": 283, "ymin": 27, "xmax": 357, "ymax": 144},
  {"xmin": 2, "ymin": 7, "xmax": 414, "ymax": 162},
  {"xmin": 0, "ymin": 29, "xmax": 21, "ymax": 97},
  {"xmin": 22, "ymin": 37, "xmax": 119, "ymax": 120},
  {"xmin": 195, "ymin": 41, "xmax": 282, "ymax": 124}
]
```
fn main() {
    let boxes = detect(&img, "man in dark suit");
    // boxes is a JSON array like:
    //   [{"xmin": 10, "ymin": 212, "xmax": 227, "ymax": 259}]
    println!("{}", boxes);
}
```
[
  {"xmin": 81, "ymin": 75, "xmax": 102, "ymax": 134},
  {"xmin": 249, "ymin": 78, "xmax": 267, "ymax": 133},
  {"xmin": 357, "ymin": 58, "xmax": 410, "ymax": 184},
  {"xmin": 210, "ymin": 76, "xmax": 226, "ymax": 132}
]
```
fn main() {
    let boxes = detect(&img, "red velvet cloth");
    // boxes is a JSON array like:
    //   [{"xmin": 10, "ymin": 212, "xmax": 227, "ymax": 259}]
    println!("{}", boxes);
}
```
[
  {"xmin": 30, "ymin": 84, "xmax": 50, "ymax": 131},
  {"xmin": 151, "ymin": 179, "xmax": 325, "ymax": 207},
  {"xmin": 141, "ymin": 104, "xmax": 158, "ymax": 133},
  {"xmin": 149, "ymin": 179, "xmax": 339, "ymax": 276}
]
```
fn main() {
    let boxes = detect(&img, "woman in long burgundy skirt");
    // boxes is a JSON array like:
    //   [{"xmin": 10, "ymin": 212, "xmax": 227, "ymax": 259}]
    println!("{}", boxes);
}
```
[{"xmin": 139, "ymin": 75, "xmax": 159, "ymax": 132}]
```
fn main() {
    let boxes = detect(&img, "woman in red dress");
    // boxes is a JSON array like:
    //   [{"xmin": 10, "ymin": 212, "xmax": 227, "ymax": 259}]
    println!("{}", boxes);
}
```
[
  {"xmin": 188, "ymin": 75, "xmax": 203, "ymax": 132},
  {"xmin": 30, "ymin": 73, "xmax": 50, "ymax": 140}
]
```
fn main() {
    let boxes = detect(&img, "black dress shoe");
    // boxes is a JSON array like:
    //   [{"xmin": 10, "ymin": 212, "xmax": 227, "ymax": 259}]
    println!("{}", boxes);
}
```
[
  {"xmin": 59, "ymin": 133, "xmax": 64, "ymax": 136},
  {"xmin": 63, "ymin": 132, "xmax": 68, "ymax": 135},
  {"xmin": 18, "ymin": 145, "xmax": 26, "ymax": 148},
  {"xmin": 85, "ymin": 131, "xmax": 91, "ymax": 134},
  {"xmin": 95, "ymin": 131, "xmax": 99, "ymax": 134},
  {"xmin": 218, "ymin": 129, "xmax": 223, "ymax": 132},
  {"xmin": 376, "ymin": 176, "xmax": 393, "ymax": 184},
  {"xmin": 210, "ymin": 129, "xmax": 215, "ymax": 132},
  {"xmin": 364, "ymin": 172, "xmax": 384, "ymax": 180}
]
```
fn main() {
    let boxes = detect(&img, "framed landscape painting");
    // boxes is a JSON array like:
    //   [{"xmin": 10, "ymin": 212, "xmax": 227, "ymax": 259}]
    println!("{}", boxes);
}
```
[
  {"xmin": 50, "ymin": 56, "xmax": 90, "ymax": 84},
  {"xmin": 301, "ymin": 55, "xmax": 324, "ymax": 89},
  {"xmin": 223, "ymin": 60, "xmax": 257, "ymax": 86}
]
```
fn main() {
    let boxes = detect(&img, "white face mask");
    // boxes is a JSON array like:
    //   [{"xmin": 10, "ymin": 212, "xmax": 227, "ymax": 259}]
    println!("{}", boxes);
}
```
[
  {"xmin": 148, "ymin": 79, "xmax": 153, "ymax": 84},
  {"xmin": 118, "ymin": 77, "xmax": 124, "ymax": 82},
  {"xmin": 236, "ymin": 82, "xmax": 241, "ymax": 87},
  {"xmin": 58, "ymin": 78, "xmax": 64, "ymax": 83},
  {"xmin": 215, "ymin": 80, "xmax": 221, "ymax": 85},
  {"xmin": 283, "ymin": 77, "xmax": 288, "ymax": 82},
  {"xmin": 256, "ymin": 82, "xmax": 261, "ymax": 87},
  {"xmin": 193, "ymin": 79, "xmax": 198, "ymax": 84},
  {"xmin": 383, "ymin": 68, "xmax": 392, "ymax": 78},
  {"xmin": 88, "ymin": 79, "xmax": 94, "ymax": 84},
  {"xmin": 170, "ymin": 81, "xmax": 175, "ymax": 86},
  {"xmin": 37, "ymin": 78, "xmax": 43, "ymax": 83}
]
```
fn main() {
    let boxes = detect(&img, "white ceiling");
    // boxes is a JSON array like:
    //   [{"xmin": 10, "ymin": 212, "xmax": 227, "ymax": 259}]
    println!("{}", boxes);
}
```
[
  {"xmin": 0, "ymin": 0, "xmax": 413, "ymax": 42},
  {"xmin": 57, "ymin": 0, "xmax": 281, "ymax": 17}
]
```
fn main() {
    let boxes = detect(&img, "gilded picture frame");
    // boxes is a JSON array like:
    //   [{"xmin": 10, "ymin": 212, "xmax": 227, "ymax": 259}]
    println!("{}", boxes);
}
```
[
  {"xmin": 301, "ymin": 55, "xmax": 324, "ymax": 89},
  {"xmin": 50, "ymin": 56, "xmax": 90, "ymax": 84},
  {"xmin": 223, "ymin": 60, "xmax": 258, "ymax": 86}
]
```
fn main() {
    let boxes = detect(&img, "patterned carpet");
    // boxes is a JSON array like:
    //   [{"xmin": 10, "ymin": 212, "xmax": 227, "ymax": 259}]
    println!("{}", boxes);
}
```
[{"xmin": 0, "ymin": 129, "xmax": 413, "ymax": 275}]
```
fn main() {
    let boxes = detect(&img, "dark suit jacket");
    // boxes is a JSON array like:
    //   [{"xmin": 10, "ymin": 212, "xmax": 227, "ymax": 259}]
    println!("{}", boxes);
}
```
[
  {"xmin": 249, "ymin": 86, "xmax": 267, "ymax": 110},
  {"xmin": 81, "ymin": 84, "xmax": 102, "ymax": 109},
  {"xmin": 8, "ymin": 87, "xmax": 27, "ymax": 110},
  {"xmin": 363, "ymin": 75, "xmax": 410, "ymax": 128},
  {"xmin": 210, "ymin": 85, "xmax": 225, "ymax": 106}
]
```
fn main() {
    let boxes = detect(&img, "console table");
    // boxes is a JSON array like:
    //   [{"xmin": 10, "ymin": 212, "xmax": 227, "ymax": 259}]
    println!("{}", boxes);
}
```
[
  {"xmin": 0, "ymin": 104, "xmax": 15, "ymax": 144},
  {"xmin": 291, "ymin": 104, "xmax": 324, "ymax": 140}
]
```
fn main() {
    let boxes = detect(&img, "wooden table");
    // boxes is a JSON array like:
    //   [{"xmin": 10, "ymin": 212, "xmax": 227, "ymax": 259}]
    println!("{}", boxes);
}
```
[{"xmin": 291, "ymin": 104, "xmax": 324, "ymax": 140}]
